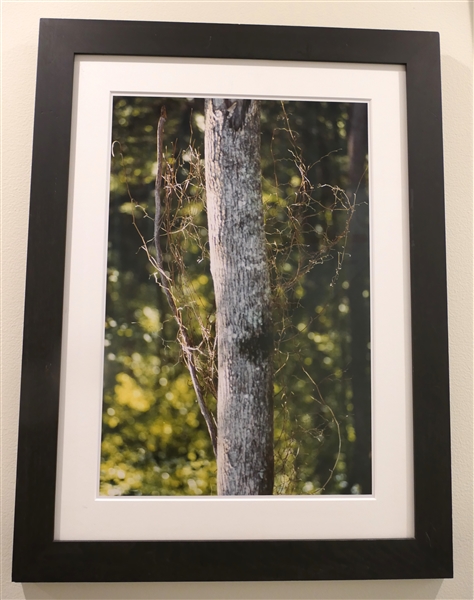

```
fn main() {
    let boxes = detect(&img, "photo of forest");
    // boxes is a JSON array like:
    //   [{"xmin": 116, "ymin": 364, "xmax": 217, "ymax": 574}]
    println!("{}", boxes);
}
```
[{"xmin": 100, "ymin": 96, "xmax": 371, "ymax": 497}]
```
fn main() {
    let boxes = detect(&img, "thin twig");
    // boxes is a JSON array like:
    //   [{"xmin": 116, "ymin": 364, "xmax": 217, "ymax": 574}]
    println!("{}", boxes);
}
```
[
  {"xmin": 302, "ymin": 367, "xmax": 341, "ymax": 493},
  {"xmin": 153, "ymin": 107, "xmax": 218, "ymax": 456}
]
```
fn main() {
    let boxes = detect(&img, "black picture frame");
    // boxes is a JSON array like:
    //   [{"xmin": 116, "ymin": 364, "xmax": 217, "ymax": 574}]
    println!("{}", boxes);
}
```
[{"xmin": 12, "ymin": 19, "xmax": 452, "ymax": 582}]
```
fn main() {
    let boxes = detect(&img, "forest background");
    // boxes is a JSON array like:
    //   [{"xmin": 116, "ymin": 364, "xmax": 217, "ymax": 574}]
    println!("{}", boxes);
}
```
[{"xmin": 100, "ymin": 96, "xmax": 371, "ymax": 497}]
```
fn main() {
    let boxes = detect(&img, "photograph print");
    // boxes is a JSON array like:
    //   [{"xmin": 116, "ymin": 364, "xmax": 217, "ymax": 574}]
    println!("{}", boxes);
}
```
[{"xmin": 100, "ymin": 96, "xmax": 371, "ymax": 497}]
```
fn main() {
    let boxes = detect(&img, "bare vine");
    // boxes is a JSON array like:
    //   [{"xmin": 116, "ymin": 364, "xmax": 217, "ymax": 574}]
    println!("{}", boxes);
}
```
[
  {"xmin": 151, "ymin": 107, "xmax": 218, "ymax": 456},
  {"xmin": 266, "ymin": 103, "xmax": 357, "ymax": 493},
  {"xmin": 114, "ymin": 100, "xmax": 360, "ymax": 493},
  {"xmin": 111, "ymin": 111, "xmax": 218, "ymax": 456}
]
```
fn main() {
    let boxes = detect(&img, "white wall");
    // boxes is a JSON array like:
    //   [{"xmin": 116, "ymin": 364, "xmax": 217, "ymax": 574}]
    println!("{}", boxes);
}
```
[{"xmin": 1, "ymin": 1, "xmax": 472, "ymax": 599}]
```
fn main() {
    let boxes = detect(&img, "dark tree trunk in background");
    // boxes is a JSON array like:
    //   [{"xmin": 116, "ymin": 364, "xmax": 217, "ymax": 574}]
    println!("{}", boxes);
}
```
[
  {"xmin": 205, "ymin": 99, "xmax": 274, "ymax": 495},
  {"xmin": 346, "ymin": 103, "xmax": 372, "ymax": 494}
]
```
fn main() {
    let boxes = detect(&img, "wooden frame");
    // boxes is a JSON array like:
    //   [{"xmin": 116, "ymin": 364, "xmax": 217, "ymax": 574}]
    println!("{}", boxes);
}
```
[{"xmin": 12, "ymin": 19, "xmax": 452, "ymax": 582}]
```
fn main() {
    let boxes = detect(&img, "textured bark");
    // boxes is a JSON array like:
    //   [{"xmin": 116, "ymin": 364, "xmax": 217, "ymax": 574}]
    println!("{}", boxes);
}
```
[{"xmin": 205, "ymin": 99, "xmax": 274, "ymax": 495}]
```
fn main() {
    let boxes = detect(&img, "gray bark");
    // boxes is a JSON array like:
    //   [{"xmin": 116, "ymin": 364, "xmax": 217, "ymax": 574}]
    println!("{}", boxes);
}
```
[{"xmin": 205, "ymin": 99, "xmax": 274, "ymax": 495}]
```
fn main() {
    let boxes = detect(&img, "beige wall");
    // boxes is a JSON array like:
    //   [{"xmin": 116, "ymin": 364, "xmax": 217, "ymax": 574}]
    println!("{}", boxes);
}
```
[{"xmin": 1, "ymin": 1, "xmax": 472, "ymax": 598}]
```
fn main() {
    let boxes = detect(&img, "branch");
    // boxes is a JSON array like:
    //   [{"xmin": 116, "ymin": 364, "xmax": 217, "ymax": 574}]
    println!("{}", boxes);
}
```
[{"xmin": 153, "ymin": 106, "xmax": 218, "ymax": 456}]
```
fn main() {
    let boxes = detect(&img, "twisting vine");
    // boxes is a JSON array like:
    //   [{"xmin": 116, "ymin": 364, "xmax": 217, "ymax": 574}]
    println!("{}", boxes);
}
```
[
  {"xmin": 113, "ymin": 99, "xmax": 361, "ymax": 493},
  {"xmin": 152, "ymin": 106, "xmax": 218, "ymax": 456}
]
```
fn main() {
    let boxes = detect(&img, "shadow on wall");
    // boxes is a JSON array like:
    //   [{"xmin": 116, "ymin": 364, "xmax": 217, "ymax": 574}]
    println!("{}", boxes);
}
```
[{"xmin": 21, "ymin": 580, "xmax": 446, "ymax": 600}]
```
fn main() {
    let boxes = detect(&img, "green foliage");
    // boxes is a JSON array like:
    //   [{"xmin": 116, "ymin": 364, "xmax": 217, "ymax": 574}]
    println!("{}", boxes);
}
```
[{"xmin": 100, "ymin": 96, "xmax": 370, "ymax": 496}]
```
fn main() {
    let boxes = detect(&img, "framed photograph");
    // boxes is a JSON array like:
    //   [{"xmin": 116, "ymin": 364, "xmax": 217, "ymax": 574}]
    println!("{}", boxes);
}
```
[{"xmin": 13, "ymin": 19, "xmax": 452, "ymax": 581}]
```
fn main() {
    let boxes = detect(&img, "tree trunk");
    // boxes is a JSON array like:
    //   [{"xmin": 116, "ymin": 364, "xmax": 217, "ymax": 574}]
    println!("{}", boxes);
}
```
[{"xmin": 205, "ymin": 99, "xmax": 274, "ymax": 495}]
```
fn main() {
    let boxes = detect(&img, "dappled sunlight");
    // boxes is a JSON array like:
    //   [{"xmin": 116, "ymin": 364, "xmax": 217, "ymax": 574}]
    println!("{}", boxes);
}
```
[{"xmin": 100, "ymin": 96, "xmax": 370, "ymax": 497}]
